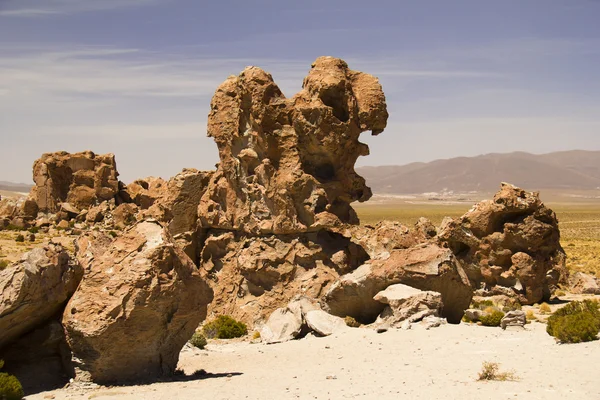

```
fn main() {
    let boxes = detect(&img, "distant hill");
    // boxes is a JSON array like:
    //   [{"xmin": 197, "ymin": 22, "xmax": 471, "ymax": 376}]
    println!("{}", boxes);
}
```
[
  {"xmin": 357, "ymin": 150, "xmax": 600, "ymax": 194},
  {"xmin": 0, "ymin": 181, "xmax": 32, "ymax": 193}
]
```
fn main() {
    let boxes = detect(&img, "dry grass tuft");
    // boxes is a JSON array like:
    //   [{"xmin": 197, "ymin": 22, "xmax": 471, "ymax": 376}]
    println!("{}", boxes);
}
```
[{"xmin": 477, "ymin": 361, "xmax": 519, "ymax": 381}]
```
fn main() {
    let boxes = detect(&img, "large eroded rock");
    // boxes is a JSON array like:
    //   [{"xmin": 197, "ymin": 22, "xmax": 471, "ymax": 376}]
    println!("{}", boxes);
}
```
[
  {"xmin": 325, "ymin": 243, "xmax": 472, "ymax": 324},
  {"xmin": 31, "ymin": 151, "xmax": 120, "ymax": 212},
  {"xmin": 62, "ymin": 221, "xmax": 213, "ymax": 384},
  {"xmin": 0, "ymin": 244, "xmax": 82, "ymax": 350},
  {"xmin": 198, "ymin": 56, "xmax": 388, "ymax": 235},
  {"xmin": 437, "ymin": 183, "xmax": 567, "ymax": 304}
]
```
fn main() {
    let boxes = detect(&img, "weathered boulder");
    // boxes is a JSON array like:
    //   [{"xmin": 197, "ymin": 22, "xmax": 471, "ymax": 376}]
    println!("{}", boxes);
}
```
[
  {"xmin": 437, "ymin": 183, "xmax": 567, "ymax": 304},
  {"xmin": 568, "ymin": 271, "xmax": 600, "ymax": 295},
  {"xmin": 260, "ymin": 308, "xmax": 303, "ymax": 344},
  {"xmin": 500, "ymin": 310, "xmax": 526, "ymax": 330},
  {"xmin": 325, "ymin": 243, "xmax": 472, "ymax": 324},
  {"xmin": 31, "ymin": 151, "xmax": 120, "ymax": 212},
  {"xmin": 0, "ymin": 244, "xmax": 82, "ymax": 350},
  {"xmin": 373, "ymin": 284, "xmax": 442, "ymax": 328},
  {"xmin": 121, "ymin": 177, "xmax": 166, "ymax": 210},
  {"xmin": 111, "ymin": 202, "xmax": 139, "ymax": 229},
  {"xmin": 198, "ymin": 56, "xmax": 388, "ymax": 235},
  {"xmin": 62, "ymin": 221, "xmax": 213, "ymax": 384},
  {"xmin": 202, "ymin": 230, "xmax": 369, "ymax": 326},
  {"xmin": 305, "ymin": 310, "xmax": 346, "ymax": 336},
  {"xmin": 145, "ymin": 169, "xmax": 213, "ymax": 236}
]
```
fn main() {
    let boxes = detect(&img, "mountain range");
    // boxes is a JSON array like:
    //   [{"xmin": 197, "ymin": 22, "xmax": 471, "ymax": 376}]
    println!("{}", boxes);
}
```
[{"xmin": 357, "ymin": 150, "xmax": 600, "ymax": 194}]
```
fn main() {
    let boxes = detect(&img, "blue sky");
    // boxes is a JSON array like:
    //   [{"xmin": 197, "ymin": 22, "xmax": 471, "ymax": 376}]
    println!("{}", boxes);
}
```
[{"xmin": 1, "ymin": 0, "xmax": 599, "ymax": 183}]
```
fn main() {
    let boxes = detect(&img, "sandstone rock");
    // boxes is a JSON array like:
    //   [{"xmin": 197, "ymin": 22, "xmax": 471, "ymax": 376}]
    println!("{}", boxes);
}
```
[
  {"xmin": 57, "ymin": 220, "xmax": 69, "ymax": 230},
  {"xmin": 437, "ymin": 183, "xmax": 567, "ymax": 305},
  {"xmin": 203, "ymin": 231, "xmax": 369, "ymax": 326},
  {"xmin": 112, "ymin": 203, "xmax": 138, "ymax": 229},
  {"xmin": 464, "ymin": 309, "xmax": 483, "ymax": 322},
  {"xmin": 122, "ymin": 177, "xmax": 166, "ymax": 209},
  {"xmin": 62, "ymin": 221, "xmax": 213, "ymax": 384},
  {"xmin": 500, "ymin": 310, "xmax": 526, "ymax": 330},
  {"xmin": 0, "ymin": 198, "xmax": 17, "ymax": 218},
  {"xmin": 198, "ymin": 56, "xmax": 388, "ymax": 235},
  {"xmin": 145, "ymin": 169, "xmax": 212, "ymax": 236},
  {"xmin": 260, "ymin": 308, "xmax": 303, "ymax": 344},
  {"xmin": 0, "ymin": 244, "xmax": 82, "ymax": 350},
  {"xmin": 31, "ymin": 151, "xmax": 120, "ymax": 212},
  {"xmin": 325, "ymin": 243, "xmax": 472, "ymax": 324},
  {"xmin": 373, "ymin": 284, "xmax": 442, "ymax": 328},
  {"xmin": 568, "ymin": 271, "xmax": 600, "ymax": 295},
  {"xmin": 86, "ymin": 202, "xmax": 109, "ymax": 223},
  {"xmin": 304, "ymin": 310, "xmax": 346, "ymax": 336}
]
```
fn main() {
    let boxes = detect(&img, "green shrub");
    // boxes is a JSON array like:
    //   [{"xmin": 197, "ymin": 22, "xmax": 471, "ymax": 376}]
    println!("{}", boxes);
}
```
[
  {"xmin": 477, "ymin": 361, "xmax": 518, "ymax": 381},
  {"xmin": 546, "ymin": 300, "xmax": 600, "ymax": 343},
  {"xmin": 344, "ymin": 316, "xmax": 360, "ymax": 328},
  {"xmin": 472, "ymin": 299, "xmax": 494, "ymax": 310},
  {"xmin": 108, "ymin": 231, "xmax": 118, "ymax": 238},
  {"xmin": 202, "ymin": 315, "xmax": 247, "ymax": 339},
  {"xmin": 0, "ymin": 260, "xmax": 8, "ymax": 270},
  {"xmin": 0, "ymin": 372, "xmax": 24, "ymax": 400},
  {"xmin": 480, "ymin": 310, "xmax": 505, "ymax": 327},
  {"xmin": 189, "ymin": 332, "xmax": 207, "ymax": 349},
  {"xmin": 14, "ymin": 235, "xmax": 24, "ymax": 243},
  {"xmin": 27, "ymin": 226, "xmax": 39, "ymax": 234}
]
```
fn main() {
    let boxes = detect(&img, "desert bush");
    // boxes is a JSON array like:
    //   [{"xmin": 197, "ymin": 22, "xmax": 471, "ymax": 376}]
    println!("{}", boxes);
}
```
[
  {"xmin": 0, "ymin": 260, "xmax": 8, "ymax": 270},
  {"xmin": 252, "ymin": 331, "xmax": 261, "ymax": 340},
  {"xmin": 0, "ymin": 372, "xmax": 24, "ymax": 400},
  {"xmin": 202, "ymin": 315, "xmax": 247, "ymax": 339},
  {"xmin": 108, "ymin": 231, "xmax": 118, "ymax": 238},
  {"xmin": 344, "ymin": 316, "xmax": 360, "ymax": 328},
  {"xmin": 554, "ymin": 289, "xmax": 566, "ymax": 297},
  {"xmin": 27, "ymin": 226, "xmax": 39, "ymax": 234},
  {"xmin": 477, "ymin": 361, "xmax": 518, "ymax": 381},
  {"xmin": 189, "ymin": 332, "xmax": 207, "ymax": 349},
  {"xmin": 472, "ymin": 299, "xmax": 494, "ymax": 310},
  {"xmin": 480, "ymin": 310, "xmax": 505, "ymax": 327},
  {"xmin": 14, "ymin": 234, "xmax": 24, "ymax": 243},
  {"xmin": 539, "ymin": 303, "xmax": 551, "ymax": 314},
  {"xmin": 546, "ymin": 300, "xmax": 600, "ymax": 343},
  {"xmin": 525, "ymin": 310, "xmax": 536, "ymax": 322}
]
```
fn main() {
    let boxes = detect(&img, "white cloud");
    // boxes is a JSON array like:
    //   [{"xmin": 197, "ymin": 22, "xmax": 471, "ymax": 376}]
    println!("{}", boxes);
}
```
[{"xmin": 0, "ymin": 0, "xmax": 162, "ymax": 17}]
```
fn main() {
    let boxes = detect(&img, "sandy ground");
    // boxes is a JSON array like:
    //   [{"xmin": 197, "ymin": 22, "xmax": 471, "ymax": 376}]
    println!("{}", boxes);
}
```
[{"xmin": 26, "ymin": 322, "xmax": 600, "ymax": 400}]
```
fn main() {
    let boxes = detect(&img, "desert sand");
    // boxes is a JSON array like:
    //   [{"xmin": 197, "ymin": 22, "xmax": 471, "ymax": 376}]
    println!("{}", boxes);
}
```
[{"xmin": 27, "ymin": 321, "xmax": 600, "ymax": 400}]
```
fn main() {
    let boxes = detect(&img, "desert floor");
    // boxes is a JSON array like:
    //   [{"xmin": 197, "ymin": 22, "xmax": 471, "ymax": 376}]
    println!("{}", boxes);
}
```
[{"xmin": 27, "ymin": 321, "xmax": 600, "ymax": 400}]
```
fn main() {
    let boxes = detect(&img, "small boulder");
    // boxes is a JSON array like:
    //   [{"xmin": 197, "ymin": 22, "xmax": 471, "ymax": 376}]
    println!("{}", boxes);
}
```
[
  {"xmin": 568, "ymin": 271, "xmax": 600, "ymax": 295},
  {"xmin": 260, "ymin": 308, "xmax": 303, "ymax": 344},
  {"xmin": 304, "ymin": 310, "xmax": 346, "ymax": 336},
  {"xmin": 500, "ymin": 310, "xmax": 526, "ymax": 330},
  {"xmin": 373, "ymin": 284, "xmax": 442, "ymax": 328}
]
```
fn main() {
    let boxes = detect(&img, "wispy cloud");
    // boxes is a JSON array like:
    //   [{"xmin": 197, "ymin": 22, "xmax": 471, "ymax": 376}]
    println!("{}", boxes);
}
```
[{"xmin": 0, "ymin": 0, "xmax": 162, "ymax": 17}]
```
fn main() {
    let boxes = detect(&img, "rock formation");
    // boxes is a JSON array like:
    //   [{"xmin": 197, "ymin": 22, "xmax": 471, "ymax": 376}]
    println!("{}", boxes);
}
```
[
  {"xmin": 31, "ymin": 151, "xmax": 120, "ymax": 213},
  {"xmin": 198, "ymin": 56, "xmax": 387, "ymax": 235},
  {"xmin": 325, "ymin": 243, "xmax": 472, "ymax": 324},
  {"xmin": 198, "ymin": 56, "xmax": 391, "ymax": 324},
  {"xmin": 437, "ymin": 183, "xmax": 567, "ymax": 304},
  {"xmin": 0, "ymin": 243, "xmax": 82, "ymax": 349},
  {"xmin": 63, "ymin": 221, "xmax": 213, "ymax": 383}
]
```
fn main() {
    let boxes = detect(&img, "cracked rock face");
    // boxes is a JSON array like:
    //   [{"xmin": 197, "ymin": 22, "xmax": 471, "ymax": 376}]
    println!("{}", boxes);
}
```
[
  {"xmin": 31, "ymin": 151, "xmax": 120, "ymax": 212},
  {"xmin": 63, "ymin": 221, "xmax": 213, "ymax": 384},
  {"xmin": 198, "ymin": 56, "xmax": 388, "ymax": 235},
  {"xmin": 437, "ymin": 183, "xmax": 567, "ymax": 304}
]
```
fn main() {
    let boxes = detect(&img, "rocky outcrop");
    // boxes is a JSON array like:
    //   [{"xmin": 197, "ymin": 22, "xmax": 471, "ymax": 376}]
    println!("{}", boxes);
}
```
[
  {"xmin": 373, "ymin": 284, "xmax": 442, "ymax": 328},
  {"xmin": 568, "ymin": 271, "xmax": 600, "ymax": 295},
  {"xmin": 325, "ymin": 243, "xmax": 472, "ymax": 324},
  {"xmin": 31, "ymin": 151, "xmax": 120, "ymax": 212},
  {"xmin": 62, "ymin": 221, "xmax": 213, "ymax": 384},
  {"xmin": 203, "ymin": 230, "xmax": 369, "ymax": 325},
  {"xmin": 198, "ymin": 56, "xmax": 387, "ymax": 235},
  {"xmin": 500, "ymin": 310, "xmax": 526, "ymax": 330},
  {"xmin": 121, "ymin": 177, "xmax": 166, "ymax": 210},
  {"xmin": 437, "ymin": 183, "xmax": 567, "ymax": 304},
  {"xmin": 0, "ymin": 244, "xmax": 82, "ymax": 349}
]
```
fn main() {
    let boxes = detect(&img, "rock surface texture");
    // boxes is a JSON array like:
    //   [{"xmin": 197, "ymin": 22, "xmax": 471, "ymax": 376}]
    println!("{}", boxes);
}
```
[
  {"xmin": 199, "ymin": 57, "xmax": 390, "ymax": 324},
  {"xmin": 31, "ymin": 151, "xmax": 120, "ymax": 212},
  {"xmin": 62, "ymin": 221, "xmax": 213, "ymax": 384},
  {"xmin": 198, "ymin": 56, "xmax": 387, "ymax": 235},
  {"xmin": 0, "ymin": 244, "xmax": 82, "ymax": 350},
  {"xmin": 437, "ymin": 183, "xmax": 567, "ymax": 304}
]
